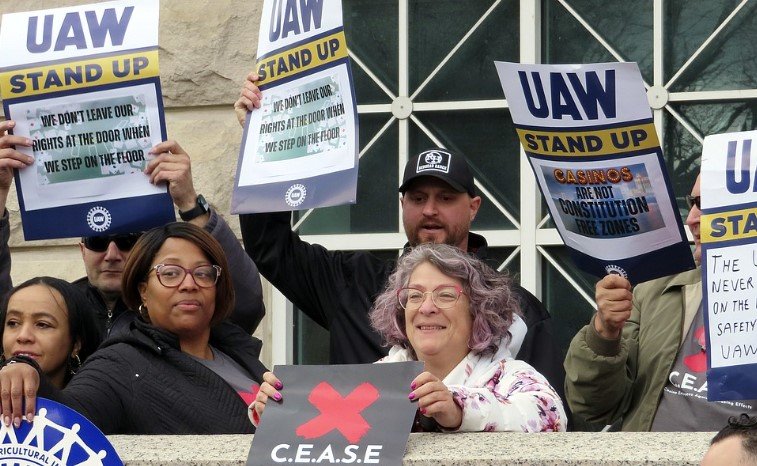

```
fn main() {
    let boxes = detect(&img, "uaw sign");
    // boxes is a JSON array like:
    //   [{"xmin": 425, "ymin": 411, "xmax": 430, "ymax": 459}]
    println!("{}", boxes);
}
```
[
  {"xmin": 0, "ymin": 397, "xmax": 123, "ymax": 465},
  {"xmin": 247, "ymin": 362, "xmax": 422, "ymax": 466}
]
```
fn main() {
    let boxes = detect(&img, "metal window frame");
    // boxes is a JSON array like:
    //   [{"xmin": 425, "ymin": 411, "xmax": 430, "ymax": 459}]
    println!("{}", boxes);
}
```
[{"xmin": 270, "ymin": 0, "xmax": 754, "ymax": 365}]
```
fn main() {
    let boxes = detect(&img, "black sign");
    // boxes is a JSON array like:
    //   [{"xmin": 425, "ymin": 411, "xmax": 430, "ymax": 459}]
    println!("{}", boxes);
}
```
[{"xmin": 247, "ymin": 362, "xmax": 423, "ymax": 466}]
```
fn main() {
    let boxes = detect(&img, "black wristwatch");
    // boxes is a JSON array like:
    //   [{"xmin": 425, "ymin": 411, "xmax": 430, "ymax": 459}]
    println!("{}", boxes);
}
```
[{"xmin": 179, "ymin": 194, "xmax": 210, "ymax": 221}]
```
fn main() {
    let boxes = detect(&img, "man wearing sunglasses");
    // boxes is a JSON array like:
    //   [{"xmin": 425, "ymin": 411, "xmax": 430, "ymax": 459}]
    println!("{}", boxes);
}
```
[
  {"xmin": 564, "ymin": 174, "xmax": 753, "ymax": 432},
  {"xmin": 0, "ymin": 128, "xmax": 265, "ymax": 339},
  {"xmin": 76, "ymin": 140, "xmax": 265, "ymax": 339}
]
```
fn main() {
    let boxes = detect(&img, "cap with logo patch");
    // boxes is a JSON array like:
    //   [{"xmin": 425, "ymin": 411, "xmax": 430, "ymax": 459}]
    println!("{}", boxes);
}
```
[{"xmin": 399, "ymin": 148, "xmax": 476, "ymax": 196}]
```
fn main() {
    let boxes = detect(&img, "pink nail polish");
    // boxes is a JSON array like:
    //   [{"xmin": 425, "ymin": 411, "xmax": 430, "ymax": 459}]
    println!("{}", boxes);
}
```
[
  {"xmin": 408, "ymin": 392, "xmax": 415, "ymax": 400},
  {"xmin": 275, "ymin": 381, "xmax": 283, "ymax": 390},
  {"xmin": 274, "ymin": 393, "xmax": 282, "ymax": 401},
  {"xmin": 410, "ymin": 382, "xmax": 417, "ymax": 390},
  {"xmin": 420, "ymin": 408, "xmax": 427, "ymax": 415}
]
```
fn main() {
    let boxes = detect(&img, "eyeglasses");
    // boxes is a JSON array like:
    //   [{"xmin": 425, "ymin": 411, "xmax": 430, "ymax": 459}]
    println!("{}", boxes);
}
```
[
  {"xmin": 83, "ymin": 233, "xmax": 142, "ymax": 252},
  {"xmin": 685, "ymin": 195, "xmax": 701, "ymax": 210},
  {"xmin": 397, "ymin": 285, "xmax": 465, "ymax": 310},
  {"xmin": 151, "ymin": 264, "xmax": 221, "ymax": 288}
]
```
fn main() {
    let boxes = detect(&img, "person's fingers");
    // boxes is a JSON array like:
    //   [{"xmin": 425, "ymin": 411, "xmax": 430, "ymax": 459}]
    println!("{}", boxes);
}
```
[
  {"xmin": 413, "ymin": 380, "xmax": 448, "ymax": 404},
  {"xmin": 409, "ymin": 371, "xmax": 439, "ymax": 401},
  {"xmin": 10, "ymin": 372, "xmax": 24, "ymax": 427},
  {"xmin": 0, "ymin": 373, "xmax": 11, "ymax": 426},
  {"xmin": 253, "ymin": 398, "xmax": 267, "ymax": 420},
  {"xmin": 598, "ymin": 274, "xmax": 631, "ymax": 291},
  {"xmin": 149, "ymin": 140, "xmax": 185, "ymax": 157},
  {"xmin": 146, "ymin": 160, "xmax": 189, "ymax": 185},
  {"xmin": 234, "ymin": 72, "xmax": 263, "ymax": 127},
  {"xmin": 0, "ymin": 132, "xmax": 33, "ymax": 151},
  {"xmin": 255, "ymin": 388, "xmax": 269, "ymax": 405},
  {"xmin": 0, "ymin": 120, "xmax": 14, "ymax": 133},
  {"xmin": 0, "ymin": 148, "xmax": 34, "ymax": 168},
  {"xmin": 144, "ymin": 149, "xmax": 190, "ymax": 178},
  {"xmin": 22, "ymin": 369, "xmax": 38, "ymax": 425},
  {"xmin": 263, "ymin": 371, "xmax": 283, "ymax": 390},
  {"xmin": 259, "ymin": 381, "xmax": 282, "ymax": 401}
]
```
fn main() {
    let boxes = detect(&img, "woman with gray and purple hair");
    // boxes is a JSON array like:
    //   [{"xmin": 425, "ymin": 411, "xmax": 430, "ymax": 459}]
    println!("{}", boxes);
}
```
[
  {"xmin": 252, "ymin": 243, "xmax": 565, "ymax": 433},
  {"xmin": 369, "ymin": 243, "xmax": 565, "ymax": 432}
]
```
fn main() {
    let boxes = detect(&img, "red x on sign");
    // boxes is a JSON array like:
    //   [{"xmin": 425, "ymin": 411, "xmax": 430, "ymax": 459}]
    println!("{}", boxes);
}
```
[{"xmin": 295, "ymin": 381, "xmax": 380, "ymax": 444}]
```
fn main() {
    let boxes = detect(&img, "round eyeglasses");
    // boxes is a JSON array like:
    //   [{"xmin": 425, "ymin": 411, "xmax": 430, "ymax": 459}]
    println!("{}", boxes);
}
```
[
  {"xmin": 151, "ymin": 264, "xmax": 221, "ymax": 288},
  {"xmin": 397, "ymin": 285, "xmax": 465, "ymax": 310}
]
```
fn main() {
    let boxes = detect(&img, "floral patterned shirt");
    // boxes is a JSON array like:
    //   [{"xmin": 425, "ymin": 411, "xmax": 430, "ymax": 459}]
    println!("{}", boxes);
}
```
[{"xmin": 379, "ymin": 337, "xmax": 566, "ymax": 432}]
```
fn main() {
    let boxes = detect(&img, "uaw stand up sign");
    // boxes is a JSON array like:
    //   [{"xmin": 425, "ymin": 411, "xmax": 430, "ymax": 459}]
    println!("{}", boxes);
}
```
[
  {"xmin": 701, "ymin": 130, "xmax": 757, "ymax": 402},
  {"xmin": 0, "ymin": 0, "xmax": 174, "ymax": 240},
  {"xmin": 247, "ymin": 363, "xmax": 422, "ymax": 466},
  {"xmin": 496, "ymin": 62, "xmax": 694, "ymax": 284},
  {"xmin": 0, "ymin": 398, "xmax": 122, "ymax": 466}
]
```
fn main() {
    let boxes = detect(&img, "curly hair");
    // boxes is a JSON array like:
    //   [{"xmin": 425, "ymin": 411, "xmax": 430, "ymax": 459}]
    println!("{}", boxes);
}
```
[{"xmin": 369, "ymin": 243, "xmax": 519, "ymax": 356}]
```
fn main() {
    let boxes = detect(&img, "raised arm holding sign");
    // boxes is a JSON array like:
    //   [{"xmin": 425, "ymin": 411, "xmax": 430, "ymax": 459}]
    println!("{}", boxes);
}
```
[
  {"xmin": 496, "ymin": 61, "xmax": 695, "ymax": 284},
  {"xmin": 231, "ymin": 0, "xmax": 359, "ymax": 213},
  {"xmin": 0, "ymin": 0, "xmax": 174, "ymax": 239}
]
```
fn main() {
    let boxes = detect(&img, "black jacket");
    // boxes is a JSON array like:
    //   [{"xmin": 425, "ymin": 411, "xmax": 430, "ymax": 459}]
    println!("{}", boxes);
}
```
[
  {"xmin": 72, "ymin": 209, "xmax": 265, "ymax": 339},
  {"xmin": 239, "ymin": 211, "xmax": 566, "ymax": 402},
  {"xmin": 39, "ymin": 319, "xmax": 267, "ymax": 434}
]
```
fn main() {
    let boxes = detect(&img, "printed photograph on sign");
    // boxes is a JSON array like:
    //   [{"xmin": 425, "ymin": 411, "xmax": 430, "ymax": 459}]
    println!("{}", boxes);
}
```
[
  {"xmin": 27, "ymin": 95, "xmax": 150, "ymax": 185},
  {"xmin": 530, "ymin": 153, "xmax": 681, "ymax": 260},
  {"xmin": 542, "ymin": 162, "xmax": 665, "ymax": 238},
  {"xmin": 12, "ymin": 83, "xmax": 165, "ymax": 211},
  {"xmin": 238, "ymin": 67, "xmax": 355, "ymax": 187},
  {"xmin": 255, "ymin": 75, "xmax": 347, "ymax": 163}
]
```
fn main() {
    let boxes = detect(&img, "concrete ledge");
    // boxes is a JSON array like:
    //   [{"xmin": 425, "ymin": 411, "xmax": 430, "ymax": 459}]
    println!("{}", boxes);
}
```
[{"xmin": 108, "ymin": 432, "xmax": 712, "ymax": 465}]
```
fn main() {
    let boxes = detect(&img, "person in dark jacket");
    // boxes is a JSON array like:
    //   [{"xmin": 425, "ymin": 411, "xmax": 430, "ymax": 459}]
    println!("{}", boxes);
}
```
[
  {"xmin": 70, "ymin": 140, "xmax": 266, "ymax": 338},
  {"xmin": 0, "ymin": 125, "xmax": 265, "ymax": 338},
  {"xmin": 234, "ymin": 73, "xmax": 566, "ymax": 407},
  {"xmin": 1, "ymin": 277, "xmax": 100, "ymax": 388},
  {"xmin": 0, "ymin": 223, "xmax": 267, "ymax": 434}
]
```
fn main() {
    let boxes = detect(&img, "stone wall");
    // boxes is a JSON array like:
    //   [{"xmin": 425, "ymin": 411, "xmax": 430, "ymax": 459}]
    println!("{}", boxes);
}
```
[
  {"xmin": 109, "ymin": 432, "xmax": 712, "ymax": 465},
  {"xmin": 0, "ymin": 1, "xmax": 272, "ymax": 362}
]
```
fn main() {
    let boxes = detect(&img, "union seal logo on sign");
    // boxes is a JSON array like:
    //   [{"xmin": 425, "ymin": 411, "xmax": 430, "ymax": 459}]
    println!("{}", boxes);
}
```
[
  {"xmin": 285, "ymin": 184, "xmax": 307, "ymax": 207},
  {"xmin": 0, "ymin": 398, "xmax": 123, "ymax": 465},
  {"xmin": 605, "ymin": 264, "xmax": 628, "ymax": 278},
  {"xmin": 86, "ymin": 206, "xmax": 112, "ymax": 232}
]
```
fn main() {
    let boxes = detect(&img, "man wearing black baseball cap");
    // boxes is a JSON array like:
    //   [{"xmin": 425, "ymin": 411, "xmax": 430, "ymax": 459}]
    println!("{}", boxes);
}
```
[
  {"xmin": 238, "ymin": 83, "xmax": 563, "ymax": 403},
  {"xmin": 398, "ymin": 148, "xmax": 481, "ymax": 252}
]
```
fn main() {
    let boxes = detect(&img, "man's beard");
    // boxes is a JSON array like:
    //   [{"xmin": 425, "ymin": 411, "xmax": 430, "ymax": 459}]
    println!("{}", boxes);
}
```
[{"xmin": 407, "ymin": 224, "xmax": 468, "ymax": 250}]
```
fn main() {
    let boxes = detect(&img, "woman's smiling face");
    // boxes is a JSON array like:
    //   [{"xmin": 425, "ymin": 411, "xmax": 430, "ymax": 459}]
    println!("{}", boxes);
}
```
[{"xmin": 403, "ymin": 262, "xmax": 472, "ymax": 364}]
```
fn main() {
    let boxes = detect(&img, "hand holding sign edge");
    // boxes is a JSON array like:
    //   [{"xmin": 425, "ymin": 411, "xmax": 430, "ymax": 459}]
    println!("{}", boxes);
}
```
[{"xmin": 249, "ymin": 371, "xmax": 283, "ymax": 427}]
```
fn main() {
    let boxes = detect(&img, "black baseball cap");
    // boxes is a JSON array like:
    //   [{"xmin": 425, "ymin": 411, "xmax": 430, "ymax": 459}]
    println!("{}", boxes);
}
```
[{"xmin": 399, "ymin": 148, "xmax": 476, "ymax": 196}]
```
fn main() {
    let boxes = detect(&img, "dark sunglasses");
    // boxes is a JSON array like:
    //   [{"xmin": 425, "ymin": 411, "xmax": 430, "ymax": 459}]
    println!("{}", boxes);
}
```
[
  {"xmin": 685, "ymin": 195, "xmax": 701, "ymax": 210},
  {"xmin": 82, "ymin": 233, "xmax": 142, "ymax": 252}
]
